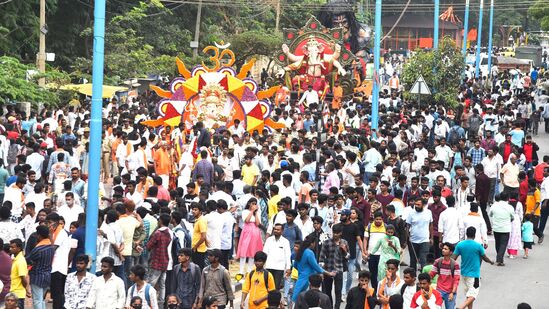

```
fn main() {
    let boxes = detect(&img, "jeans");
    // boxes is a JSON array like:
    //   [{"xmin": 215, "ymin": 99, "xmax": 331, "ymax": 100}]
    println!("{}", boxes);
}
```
[
  {"xmin": 438, "ymin": 289, "xmax": 456, "ymax": 309},
  {"xmin": 221, "ymin": 249, "xmax": 232, "ymax": 269},
  {"xmin": 32, "ymin": 284, "xmax": 47, "ymax": 309},
  {"xmin": 268, "ymin": 269, "xmax": 285, "ymax": 290},
  {"xmin": 488, "ymin": 178, "xmax": 497, "ymax": 203},
  {"xmin": 364, "ymin": 172, "xmax": 374, "ymax": 184},
  {"xmin": 123, "ymin": 255, "xmax": 133, "ymax": 289},
  {"xmin": 479, "ymin": 201, "xmax": 492, "ymax": 232},
  {"xmin": 493, "ymin": 232, "xmax": 510, "ymax": 263},
  {"xmin": 51, "ymin": 271, "xmax": 66, "ymax": 309},
  {"xmin": 147, "ymin": 269, "xmax": 166, "ymax": 309},
  {"xmin": 322, "ymin": 271, "xmax": 343, "ymax": 309},
  {"xmin": 192, "ymin": 251, "xmax": 206, "ymax": 270},
  {"xmin": 431, "ymin": 235, "xmax": 442, "ymax": 259},
  {"xmin": 367, "ymin": 255, "xmax": 380, "ymax": 294},
  {"xmin": 344, "ymin": 258, "xmax": 356, "ymax": 293},
  {"xmin": 283, "ymin": 276, "xmax": 294, "ymax": 305},
  {"xmin": 409, "ymin": 242, "xmax": 430, "ymax": 271}
]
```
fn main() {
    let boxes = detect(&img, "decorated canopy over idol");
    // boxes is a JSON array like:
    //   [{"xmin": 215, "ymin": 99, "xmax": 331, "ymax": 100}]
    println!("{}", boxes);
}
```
[
  {"xmin": 142, "ymin": 44, "xmax": 284, "ymax": 133},
  {"xmin": 275, "ymin": 16, "xmax": 356, "ymax": 96}
]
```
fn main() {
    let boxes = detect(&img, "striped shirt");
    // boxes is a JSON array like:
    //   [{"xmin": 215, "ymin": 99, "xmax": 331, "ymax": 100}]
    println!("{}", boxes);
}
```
[{"xmin": 27, "ymin": 240, "xmax": 56, "ymax": 288}]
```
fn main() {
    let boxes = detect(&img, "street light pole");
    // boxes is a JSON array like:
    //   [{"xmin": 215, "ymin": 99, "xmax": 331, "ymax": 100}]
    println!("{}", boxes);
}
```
[
  {"xmin": 487, "ymin": 0, "xmax": 495, "ymax": 78},
  {"xmin": 192, "ymin": 0, "xmax": 203, "ymax": 57},
  {"xmin": 85, "ymin": 0, "xmax": 107, "ymax": 272},
  {"xmin": 474, "ymin": 0, "xmax": 484, "ymax": 78},
  {"xmin": 38, "ymin": 0, "xmax": 46, "ymax": 87},
  {"xmin": 371, "ymin": 0, "xmax": 382, "ymax": 130},
  {"xmin": 434, "ymin": 0, "xmax": 440, "ymax": 49}
]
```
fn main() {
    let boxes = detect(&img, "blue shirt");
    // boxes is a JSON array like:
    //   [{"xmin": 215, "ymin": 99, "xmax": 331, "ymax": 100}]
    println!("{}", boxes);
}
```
[
  {"xmin": 303, "ymin": 119, "xmax": 315, "ymax": 132},
  {"xmin": 69, "ymin": 227, "xmax": 86, "ymax": 272},
  {"xmin": 509, "ymin": 129, "xmax": 524, "ymax": 147},
  {"xmin": 454, "ymin": 239, "xmax": 485, "ymax": 278},
  {"xmin": 521, "ymin": 222, "xmax": 534, "ymax": 242},
  {"xmin": 406, "ymin": 209, "xmax": 433, "ymax": 243}
]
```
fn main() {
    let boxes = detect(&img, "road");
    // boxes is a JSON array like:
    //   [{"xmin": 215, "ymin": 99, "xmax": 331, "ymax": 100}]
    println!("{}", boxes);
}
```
[{"xmin": 453, "ymin": 131, "xmax": 549, "ymax": 308}]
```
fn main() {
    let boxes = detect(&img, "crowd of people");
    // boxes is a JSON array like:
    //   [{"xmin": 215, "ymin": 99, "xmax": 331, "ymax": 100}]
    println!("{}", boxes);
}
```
[{"xmin": 0, "ymin": 58, "xmax": 548, "ymax": 309}]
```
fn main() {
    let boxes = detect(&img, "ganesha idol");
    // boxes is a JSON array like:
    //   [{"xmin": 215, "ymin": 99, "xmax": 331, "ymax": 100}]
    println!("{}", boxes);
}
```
[{"xmin": 278, "ymin": 36, "xmax": 346, "ymax": 94}]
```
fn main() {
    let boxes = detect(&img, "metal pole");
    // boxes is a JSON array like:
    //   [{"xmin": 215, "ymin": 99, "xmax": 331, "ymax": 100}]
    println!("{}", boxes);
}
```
[
  {"xmin": 462, "ymin": 0, "xmax": 470, "ymax": 55},
  {"xmin": 487, "ymin": 0, "xmax": 494, "ymax": 77},
  {"xmin": 434, "ymin": 0, "xmax": 440, "ymax": 49},
  {"xmin": 85, "ymin": 0, "xmax": 106, "ymax": 273},
  {"xmin": 275, "ymin": 0, "xmax": 281, "ymax": 32},
  {"xmin": 193, "ymin": 0, "xmax": 203, "ymax": 57},
  {"xmin": 38, "ymin": 0, "xmax": 46, "ymax": 86},
  {"xmin": 371, "ymin": 0, "xmax": 382, "ymax": 130},
  {"xmin": 475, "ymin": 0, "xmax": 484, "ymax": 78}
]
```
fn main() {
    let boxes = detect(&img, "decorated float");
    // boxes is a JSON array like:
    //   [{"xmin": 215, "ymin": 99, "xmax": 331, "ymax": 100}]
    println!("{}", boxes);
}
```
[{"xmin": 142, "ymin": 44, "xmax": 285, "ymax": 134}]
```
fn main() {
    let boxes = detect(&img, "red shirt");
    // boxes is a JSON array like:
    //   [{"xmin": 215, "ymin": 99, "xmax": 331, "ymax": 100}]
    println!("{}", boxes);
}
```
[
  {"xmin": 519, "ymin": 178, "xmax": 529, "ymax": 205},
  {"xmin": 410, "ymin": 288, "xmax": 444, "ymax": 308},
  {"xmin": 146, "ymin": 227, "xmax": 172, "ymax": 271},
  {"xmin": 429, "ymin": 258, "xmax": 461, "ymax": 293},
  {"xmin": 534, "ymin": 163, "xmax": 548, "ymax": 184},
  {"xmin": 523, "ymin": 142, "xmax": 535, "ymax": 162}
]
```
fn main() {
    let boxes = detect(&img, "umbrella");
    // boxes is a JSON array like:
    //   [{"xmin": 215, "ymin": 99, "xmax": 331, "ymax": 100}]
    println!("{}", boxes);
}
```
[{"xmin": 59, "ymin": 84, "xmax": 128, "ymax": 98}]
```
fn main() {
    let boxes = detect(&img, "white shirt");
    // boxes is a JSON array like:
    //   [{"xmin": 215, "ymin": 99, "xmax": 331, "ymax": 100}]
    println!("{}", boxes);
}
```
[
  {"xmin": 125, "ymin": 283, "xmax": 159, "ymax": 309},
  {"xmin": 24, "ymin": 192, "xmax": 46, "ymax": 213},
  {"xmin": 86, "ymin": 274, "xmax": 126, "ymax": 309},
  {"xmin": 27, "ymin": 152, "xmax": 45, "ymax": 180},
  {"xmin": 540, "ymin": 176, "xmax": 549, "ymax": 200},
  {"xmin": 438, "ymin": 207, "xmax": 463, "ymax": 244},
  {"xmin": 57, "ymin": 204, "xmax": 85, "ymax": 231},
  {"xmin": 52, "ymin": 228, "xmax": 71, "ymax": 275},
  {"xmin": 205, "ymin": 211, "xmax": 223, "ymax": 250},
  {"xmin": 481, "ymin": 155, "xmax": 503, "ymax": 179},
  {"xmin": 402, "ymin": 285, "xmax": 417, "ymax": 309},
  {"xmin": 298, "ymin": 90, "xmax": 319, "ymax": 107},
  {"xmin": 462, "ymin": 214, "xmax": 488, "ymax": 244},
  {"xmin": 219, "ymin": 211, "xmax": 236, "ymax": 250},
  {"xmin": 295, "ymin": 216, "xmax": 314, "ymax": 237},
  {"xmin": 264, "ymin": 235, "xmax": 292, "ymax": 271}
]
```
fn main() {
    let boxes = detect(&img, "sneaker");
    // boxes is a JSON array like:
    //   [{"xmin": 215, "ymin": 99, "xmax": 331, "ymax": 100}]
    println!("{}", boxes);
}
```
[
  {"xmin": 539, "ymin": 235, "xmax": 544, "ymax": 244},
  {"xmin": 523, "ymin": 255, "xmax": 529, "ymax": 259}
]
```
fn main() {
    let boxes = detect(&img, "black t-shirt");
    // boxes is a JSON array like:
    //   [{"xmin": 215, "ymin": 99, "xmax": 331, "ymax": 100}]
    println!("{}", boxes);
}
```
[{"xmin": 341, "ymin": 222, "xmax": 361, "ymax": 259}]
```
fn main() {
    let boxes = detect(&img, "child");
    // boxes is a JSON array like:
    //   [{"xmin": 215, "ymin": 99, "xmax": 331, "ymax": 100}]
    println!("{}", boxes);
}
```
[
  {"xmin": 69, "ymin": 221, "xmax": 79, "ymax": 235},
  {"xmin": 522, "ymin": 214, "xmax": 534, "ymax": 259},
  {"xmin": 421, "ymin": 253, "xmax": 438, "ymax": 287}
]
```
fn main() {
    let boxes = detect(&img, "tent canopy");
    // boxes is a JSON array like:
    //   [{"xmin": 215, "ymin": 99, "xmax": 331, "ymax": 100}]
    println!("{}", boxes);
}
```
[{"xmin": 59, "ymin": 84, "xmax": 127, "ymax": 98}]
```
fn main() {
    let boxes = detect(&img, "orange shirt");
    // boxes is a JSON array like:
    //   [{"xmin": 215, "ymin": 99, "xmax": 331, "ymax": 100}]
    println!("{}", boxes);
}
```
[
  {"xmin": 153, "ymin": 148, "xmax": 172, "ymax": 175},
  {"xmin": 332, "ymin": 86, "xmax": 343, "ymax": 109}
]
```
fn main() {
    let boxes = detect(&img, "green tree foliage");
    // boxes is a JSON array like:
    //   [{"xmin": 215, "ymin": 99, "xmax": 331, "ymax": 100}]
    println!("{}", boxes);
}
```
[
  {"xmin": 0, "ymin": 56, "xmax": 70, "ymax": 106},
  {"xmin": 529, "ymin": 0, "xmax": 549, "ymax": 31},
  {"xmin": 401, "ymin": 36, "xmax": 464, "ymax": 107},
  {"xmin": 230, "ymin": 31, "xmax": 283, "ymax": 69}
]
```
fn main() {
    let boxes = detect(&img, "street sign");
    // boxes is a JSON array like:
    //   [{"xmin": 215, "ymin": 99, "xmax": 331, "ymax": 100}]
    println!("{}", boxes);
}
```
[{"xmin": 409, "ymin": 75, "xmax": 431, "ymax": 95}]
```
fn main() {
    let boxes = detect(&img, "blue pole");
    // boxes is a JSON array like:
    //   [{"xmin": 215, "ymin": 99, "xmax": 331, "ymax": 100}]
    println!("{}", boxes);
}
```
[
  {"xmin": 85, "ymin": 0, "xmax": 106, "ymax": 273},
  {"xmin": 462, "ymin": 0, "xmax": 470, "ymax": 55},
  {"xmin": 475, "ymin": 0, "xmax": 484, "ymax": 78},
  {"xmin": 371, "ymin": 0, "xmax": 381, "ymax": 130},
  {"xmin": 487, "ymin": 0, "xmax": 494, "ymax": 77},
  {"xmin": 434, "ymin": 0, "xmax": 440, "ymax": 49}
]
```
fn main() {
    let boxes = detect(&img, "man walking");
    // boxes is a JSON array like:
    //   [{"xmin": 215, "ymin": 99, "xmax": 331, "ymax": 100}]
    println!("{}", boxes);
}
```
[
  {"xmin": 489, "ymin": 193, "xmax": 514, "ymax": 266},
  {"xmin": 264, "ymin": 224, "xmax": 292, "ymax": 291},
  {"xmin": 146, "ymin": 214, "xmax": 173, "ymax": 309},
  {"xmin": 168, "ymin": 248, "xmax": 201, "ymax": 309},
  {"xmin": 27, "ymin": 225, "xmax": 55, "ymax": 309},
  {"xmin": 240, "ymin": 251, "xmax": 275, "ymax": 309},
  {"xmin": 452, "ymin": 227, "xmax": 494, "ymax": 309},
  {"xmin": 319, "ymin": 224, "xmax": 348, "ymax": 309},
  {"xmin": 86, "ymin": 257, "xmax": 126, "ymax": 309},
  {"xmin": 198, "ymin": 250, "xmax": 234, "ymax": 309},
  {"xmin": 406, "ymin": 199, "xmax": 433, "ymax": 271}
]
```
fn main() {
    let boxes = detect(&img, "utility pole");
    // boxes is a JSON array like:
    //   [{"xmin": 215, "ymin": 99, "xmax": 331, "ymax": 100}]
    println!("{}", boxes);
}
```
[
  {"xmin": 371, "ymin": 0, "xmax": 382, "ymax": 130},
  {"xmin": 38, "ymin": 0, "xmax": 46, "ymax": 87},
  {"xmin": 433, "ymin": 0, "xmax": 440, "ymax": 49},
  {"xmin": 462, "ymin": 0, "xmax": 470, "ymax": 55},
  {"xmin": 275, "ymin": 0, "xmax": 281, "ymax": 32},
  {"xmin": 474, "ymin": 0, "xmax": 484, "ymax": 78},
  {"xmin": 192, "ymin": 0, "xmax": 203, "ymax": 57}
]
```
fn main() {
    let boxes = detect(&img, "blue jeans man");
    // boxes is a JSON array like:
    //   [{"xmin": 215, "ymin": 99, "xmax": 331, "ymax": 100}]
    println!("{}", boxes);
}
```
[
  {"xmin": 344, "ymin": 258, "xmax": 356, "ymax": 293},
  {"xmin": 438, "ymin": 290, "xmax": 456, "ymax": 309}
]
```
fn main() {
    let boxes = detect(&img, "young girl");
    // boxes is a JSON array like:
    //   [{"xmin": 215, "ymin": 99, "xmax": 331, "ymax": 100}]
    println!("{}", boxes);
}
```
[{"xmin": 522, "ymin": 214, "xmax": 534, "ymax": 259}]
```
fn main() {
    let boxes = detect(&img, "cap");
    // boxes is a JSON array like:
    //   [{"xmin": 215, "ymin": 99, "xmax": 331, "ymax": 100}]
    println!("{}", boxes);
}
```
[
  {"xmin": 40, "ymin": 142, "xmax": 48, "ymax": 148},
  {"xmin": 280, "ymin": 160, "xmax": 289, "ymax": 168},
  {"xmin": 84, "ymin": 127, "xmax": 90, "ymax": 132},
  {"xmin": 7, "ymin": 116, "xmax": 15, "ymax": 122},
  {"xmin": 341, "ymin": 209, "xmax": 351, "ymax": 215}
]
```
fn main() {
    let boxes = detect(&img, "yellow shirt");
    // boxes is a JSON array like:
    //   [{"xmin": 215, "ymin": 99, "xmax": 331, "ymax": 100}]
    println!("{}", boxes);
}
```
[
  {"xmin": 242, "ymin": 269, "xmax": 276, "ymax": 309},
  {"xmin": 118, "ymin": 215, "xmax": 141, "ymax": 256},
  {"xmin": 242, "ymin": 164, "xmax": 260, "ymax": 186},
  {"xmin": 10, "ymin": 252, "xmax": 27, "ymax": 298},
  {"xmin": 267, "ymin": 195, "xmax": 281, "ymax": 220},
  {"xmin": 192, "ymin": 216, "xmax": 208, "ymax": 253},
  {"xmin": 525, "ymin": 189, "xmax": 541, "ymax": 216}
]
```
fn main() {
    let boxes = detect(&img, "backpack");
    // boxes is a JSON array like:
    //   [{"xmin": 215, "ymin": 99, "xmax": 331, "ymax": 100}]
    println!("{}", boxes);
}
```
[
  {"xmin": 130, "ymin": 283, "xmax": 152, "ymax": 308},
  {"xmin": 169, "ymin": 229, "xmax": 182, "ymax": 266},
  {"xmin": 447, "ymin": 127, "xmax": 460, "ymax": 145},
  {"xmin": 7, "ymin": 143, "xmax": 20, "ymax": 165},
  {"xmin": 400, "ymin": 283, "xmax": 420, "ymax": 295},
  {"xmin": 174, "ymin": 223, "xmax": 192, "ymax": 249},
  {"xmin": 248, "ymin": 269, "xmax": 270, "ymax": 290},
  {"xmin": 436, "ymin": 258, "xmax": 456, "ymax": 277}
]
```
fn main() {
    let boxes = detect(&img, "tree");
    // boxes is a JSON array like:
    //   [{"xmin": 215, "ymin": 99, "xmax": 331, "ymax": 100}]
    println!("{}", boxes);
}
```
[
  {"xmin": 401, "ymin": 36, "xmax": 464, "ymax": 107},
  {"xmin": 229, "ymin": 31, "xmax": 283, "ymax": 69},
  {"xmin": 529, "ymin": 0, "xmax": 549, "ymax": 31},
  {"xmin": 0, "ymin": 56, "xmax": 70, "ymax": 106}
]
